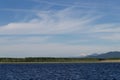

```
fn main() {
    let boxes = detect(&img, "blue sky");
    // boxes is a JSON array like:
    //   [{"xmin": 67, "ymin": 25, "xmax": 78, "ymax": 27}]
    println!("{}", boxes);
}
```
[{"xmin": 0, "ymin": 0, "xmax": 120, "ymax": 57}]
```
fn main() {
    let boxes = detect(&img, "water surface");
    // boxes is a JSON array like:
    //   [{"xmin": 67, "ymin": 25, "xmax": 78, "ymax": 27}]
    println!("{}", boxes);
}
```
[{"xmin": 0, "ymin": 63, "xmax": 119, "ymax": 80}]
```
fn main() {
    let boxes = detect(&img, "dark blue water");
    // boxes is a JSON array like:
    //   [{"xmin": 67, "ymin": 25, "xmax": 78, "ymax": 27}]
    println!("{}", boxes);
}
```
[{"xmin": 0, "ymin": 63, "xmax": 120, "ymax": 80}]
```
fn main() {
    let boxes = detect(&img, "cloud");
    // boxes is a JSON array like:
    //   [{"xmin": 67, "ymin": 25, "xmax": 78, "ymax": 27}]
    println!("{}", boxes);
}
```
[
  {"xmin": 88, "ymin": 23, "xmax": 120, "ymax": 41},
  {"xmin": 0, "ymin": 8, "xmax": 51, "ymax": 14},
  {"xmin": 0, "ymin": 7, "xmax": 99, "ymax": 35},
  {"xmin": 90, "ymin": 24, "xmax": 120, "ymax": 33},
  {"xmin": 100, "ymin": 33, "xmax": 120, "ymax": 41},
  {"xmin": 33, "ymin": 0, "xmax": 119, "ymax": 10},
  {"xmin": 0, "ymin": 7, "xmax": 100, "ymax": 57},
  {"xmin": 0, "ymin": 43, "xmax": 120, "ymax": 57},
  {"xmin": 0, "ymin": 8, "xmax": 39, "ymax": 13},
  {"xmin": 0, "ymin": 36, "xmax": 50, "ymax": 45}
]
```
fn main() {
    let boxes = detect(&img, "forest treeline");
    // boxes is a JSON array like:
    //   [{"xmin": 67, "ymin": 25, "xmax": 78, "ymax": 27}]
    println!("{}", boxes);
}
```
[{"xmin": 0, "ymin": 57, "xmax": 103, "ymax": 62}]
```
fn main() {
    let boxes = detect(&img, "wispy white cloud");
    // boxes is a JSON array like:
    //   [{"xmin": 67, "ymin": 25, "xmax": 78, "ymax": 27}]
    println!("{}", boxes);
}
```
[
  {"xmin": 33, "ymin": 0, "xmax": 120, "ymax": 11},
  {"xmin": 0, "ymin": 7, "xmax": 99, "ymax": 35},
  {"xmin": 90, "ymin": 24, "xmax": 120, "ymax": 33},
  {"xmin": 87, "ymin": 23, "xmax": 120, "ymax": 41},
  {"xmin": 0, "ymin": 8, "xmax": 48, "ymax": 13},
  {"xmin": 0, "ymin": 36, "xmax": 50, "ymax": 44},
  {"xmin": 100, "ymin": 33, "xmax": 120, "ymax": 41}
]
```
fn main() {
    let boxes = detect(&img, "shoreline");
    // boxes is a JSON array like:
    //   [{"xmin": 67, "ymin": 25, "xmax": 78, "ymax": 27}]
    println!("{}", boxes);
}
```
[{"xmin": 1, "ymin": 61, "xmax": 120, "ymax": 64}]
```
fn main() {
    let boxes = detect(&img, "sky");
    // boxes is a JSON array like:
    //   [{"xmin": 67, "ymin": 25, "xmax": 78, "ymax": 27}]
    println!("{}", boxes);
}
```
[{"xmin": 0, "ymin": 0, "xmax": 120, "ymax": 57}]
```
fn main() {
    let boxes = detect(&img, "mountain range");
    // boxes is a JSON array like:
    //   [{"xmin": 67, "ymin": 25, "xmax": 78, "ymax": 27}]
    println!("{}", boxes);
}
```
[{"xmin": 86, "ymin": 51, "xmax": 120, "ymax": 58}]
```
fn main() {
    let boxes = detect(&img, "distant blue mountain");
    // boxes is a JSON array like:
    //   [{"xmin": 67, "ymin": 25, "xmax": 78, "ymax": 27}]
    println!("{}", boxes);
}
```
[{"xmin": 86, "ymin": 51, "xmax": 120, "ymax": 58}]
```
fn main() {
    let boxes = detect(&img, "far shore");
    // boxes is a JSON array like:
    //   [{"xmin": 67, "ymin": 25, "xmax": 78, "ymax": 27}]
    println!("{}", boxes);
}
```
[
  {"xmin": 1, "ymin": 60, "xmax": 120, "ymax": 64},
  {"xmin": 1, "ymin": 57, "xmax": 120, "ymax": 64}
]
